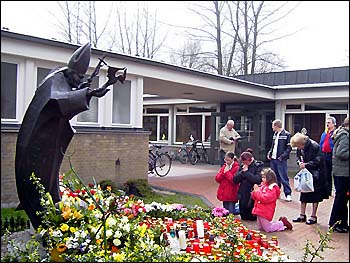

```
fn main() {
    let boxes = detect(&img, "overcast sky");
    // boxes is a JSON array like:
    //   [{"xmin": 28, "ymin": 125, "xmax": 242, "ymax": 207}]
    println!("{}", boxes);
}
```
[{"xmin": 1, "ymin": 1, "xmax": 349, "ymax": 71}]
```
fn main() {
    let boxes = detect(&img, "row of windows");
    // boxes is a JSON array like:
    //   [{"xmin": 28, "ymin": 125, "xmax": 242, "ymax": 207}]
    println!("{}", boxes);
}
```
[
  {"xmin": 1, "ymin": 62, "xmax": 132, "ymax": 125},
  {"xmin": 143, "ymin": 114, "xmax": 212, "ymax": 143}
]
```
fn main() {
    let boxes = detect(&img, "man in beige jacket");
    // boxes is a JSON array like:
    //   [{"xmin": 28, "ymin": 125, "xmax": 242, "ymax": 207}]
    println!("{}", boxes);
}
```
[{"xmin": 219, "ymin": 120, "xmax": 241, "ymax": 166}]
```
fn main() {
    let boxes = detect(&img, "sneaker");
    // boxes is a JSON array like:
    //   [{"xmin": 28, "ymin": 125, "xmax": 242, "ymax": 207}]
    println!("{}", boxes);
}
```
[
  {"xmin": 280, "ymin": 216, "xmax": 293, "ymax": 230},
  {"xmin": 285, "ymin": 195, "xmax": 292, "ymax": 202}
]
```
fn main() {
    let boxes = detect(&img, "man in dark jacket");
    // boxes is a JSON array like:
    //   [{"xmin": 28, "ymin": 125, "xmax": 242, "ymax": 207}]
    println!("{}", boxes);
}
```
[{"xmin": 267, "ymin": 119, "xmax": 292, "ymax": 202}]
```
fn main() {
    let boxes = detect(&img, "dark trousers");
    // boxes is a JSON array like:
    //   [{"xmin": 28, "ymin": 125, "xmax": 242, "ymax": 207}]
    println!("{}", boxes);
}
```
[
  {"xmin": 323, "ymin": 152, "xmax": 333, "ymax": 196},
  {"xmin": 329, "ymin": 176, "xmax": 349, "ymax": 228},
  {"xmin": 219, "ymin": 150, "xmax": 226, "ymax": 167}
]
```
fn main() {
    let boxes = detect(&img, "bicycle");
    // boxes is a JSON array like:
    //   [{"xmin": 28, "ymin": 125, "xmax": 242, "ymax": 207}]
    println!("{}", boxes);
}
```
[
  {"xmin": 178, "ymin": 140, "xmax": 209, "ymax": 165},
  {"xmin": 178, "ymin": 141, "xmax": 194, "ymax": 164},
  {"xmin": 188, "ymin": 140, "xmax": 209, "ymax": 165},
  {"xmin": 148, "ymin": 145, "xmax": 172, "ymax": 177}
]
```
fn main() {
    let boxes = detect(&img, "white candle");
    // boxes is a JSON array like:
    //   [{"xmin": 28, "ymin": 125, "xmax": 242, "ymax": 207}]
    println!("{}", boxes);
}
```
[
  {"xmin": 196, "ymin": 219, "xmax": 204, "ymax": 238},
  {"xmin": 178, "ymin": 230, "xmax": 187, "ymax": 250}
]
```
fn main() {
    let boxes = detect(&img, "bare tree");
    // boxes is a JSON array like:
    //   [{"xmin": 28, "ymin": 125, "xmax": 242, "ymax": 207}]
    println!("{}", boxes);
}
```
[
  {"xmin": 170, "ymin": 40, "xmax": 206, "ymax": 70},
  {"xmin": 108, "ymin": 3, "xmax": 167, "ymax": 59},
  {"xmin": 52, "ymin": 1, "xmax": 112, "ymax": 48},
  {"xmin": 52, "ymin": 1, "xmax": 82, "ymax": 43},
  {"xmin": 175, "ymin": 1, "xmax": 299, "ymax": 75}
]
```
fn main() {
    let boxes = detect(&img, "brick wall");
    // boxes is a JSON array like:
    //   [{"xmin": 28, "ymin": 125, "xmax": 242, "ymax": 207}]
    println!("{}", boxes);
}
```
[{"xmin": 1, "ymin": 130, "xmax": 149, "ymax": 208}]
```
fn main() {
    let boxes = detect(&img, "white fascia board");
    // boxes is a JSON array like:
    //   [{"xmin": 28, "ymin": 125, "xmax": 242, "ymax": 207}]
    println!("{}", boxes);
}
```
[
  {"xmin": 275, "ymin": 82, "xmax": 349, "ymax": 89},
  {"xmin": 143, "ymin": 98, "xmax": 206, "ymax": 106},
  {"xmin": 275, "ymin": 86, "xmax": 349, "ymax": 100}
]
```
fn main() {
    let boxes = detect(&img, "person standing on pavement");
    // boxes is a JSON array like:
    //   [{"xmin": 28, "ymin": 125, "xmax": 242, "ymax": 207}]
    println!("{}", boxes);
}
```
[
  {"xmin": 319, "ymin": 116, "xmax": 337, "ymax": 197},
  {"xmin": 267, "ymin": 119, "xmax": 292, "ymax": 202},
  {"xmin": 290, "ymin": 132, "xmax": 328, "ymax": 225},
  {"xmin": 219, "ymin": 120, "xmax": 241, "ymax": 167},
  {"xmin": 251, "ymin": 168, "xmax": 293, "ymax": 232},
  {"xmin": 215, "ymin": 152, "xmax": 240, "ymax": 214},
  {"xmin": 233, "ymin": 151, "xmax": 263, "ymax": 221},
  {"xmin": 329, "ymin": 117, "xmax": 349, "ymax": 233}
]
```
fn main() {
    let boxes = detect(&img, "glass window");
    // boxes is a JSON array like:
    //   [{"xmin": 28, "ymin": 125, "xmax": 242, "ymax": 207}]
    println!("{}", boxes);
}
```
[
  {"xmin": 286, "ymin": 104, "xmax": 301, "ymax": 110},
  {"xmin": 285, "ymin": 113, "xmax": 325, "ymax": 141},
  {"xmin": 305, "ymin": 102, "xmax": 348, "ymax": 111},
  {"xmin": 112, "ymin": 80, "xmax": 131, "ymax": 124},
  {"xmin": 189, "ymin": 105, "xmax": 216, "ymax": 113},
  {"xmin": 1, "ymin": 62, "xmax": 17, "ymax": 119},
  {"xmin": 176, "ymin": 115, "xmax": 202, "ymax": 142},
  {"xmin": 147, "ymin": 108, "xmax": 169, "ymax": 114},
  {"xmin": 160, "ymin": 116, "xmax": 168, "ymax": 141},
  {"xmin": 176, "ymin": 106, "xmax": 187, "ymax": 113},
  {"xmin": 143, "ymin": 116, "xmax": 157, "ymax": 141},
  {"xmin": 37, "ymin": 67, "xmax": 51, "ymax": 87},
  {"xmin": 77, "ymin": 77, "xmax": 99, "ymax": 123},
  {"xmin": 205, "ymin": 116, "xmax": 211, "ymax": 142}
]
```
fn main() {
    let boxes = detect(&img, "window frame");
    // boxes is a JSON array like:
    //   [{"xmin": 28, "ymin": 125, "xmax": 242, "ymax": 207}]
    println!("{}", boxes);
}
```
[
  {"xmin": 1, "ymin": 55, "xmax": 25, "ymax": 123},
  {"xmin": 143, "ymin": 107, "xmax": 170, "ymax": 142}
]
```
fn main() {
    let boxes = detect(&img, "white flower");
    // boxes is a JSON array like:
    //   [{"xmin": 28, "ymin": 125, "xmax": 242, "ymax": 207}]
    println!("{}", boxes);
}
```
[
  {"xmin": 113, "ymin": 238, "xmax": 121, "ymax": 247},
  {"xmin": 52, "ymin": 230, "xmax": 62, "ymax": 238},
  {"xmin": 105, "ymin": 229, "xmax": 113, "ymax": 238},
  {"xmin": 122, "ymin": 223, "xmax": 130, "ymax": 232},
  {"xmin": 114, "ymin": 230, "xmax": 122, "ymax": 238},
  {"xmin": 106, "ymin": 217, "xmax": 117, "ymax": 227},
  {"xmin": 120, "ymin": 216, "xmax": 128, "ymax": 224}
]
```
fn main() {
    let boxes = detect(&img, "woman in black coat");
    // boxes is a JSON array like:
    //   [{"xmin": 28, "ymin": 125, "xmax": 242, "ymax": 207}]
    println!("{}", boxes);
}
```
[
  {"xmin": 290, "ymin": 132, "xmax": 329, "ymax": 225},
  {"xmin": 233, "ymin": 151, "xmax": 263, "ymax": 220}
]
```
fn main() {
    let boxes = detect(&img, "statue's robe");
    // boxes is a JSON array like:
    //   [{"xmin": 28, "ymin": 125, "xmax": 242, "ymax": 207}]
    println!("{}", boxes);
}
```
[{"xmin": 15, "ymin": 71, "xmax": 91, "ymax": 229}]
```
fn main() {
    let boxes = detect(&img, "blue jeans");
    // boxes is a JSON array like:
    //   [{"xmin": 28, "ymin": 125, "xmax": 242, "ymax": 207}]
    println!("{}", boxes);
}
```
[
  {"xmin": 223, "ymin": 201, "xmax": 237, "ymax": 214},
  {"xmin": 270, "ymin": 159, "xmax": 291, "ymax": 197}
]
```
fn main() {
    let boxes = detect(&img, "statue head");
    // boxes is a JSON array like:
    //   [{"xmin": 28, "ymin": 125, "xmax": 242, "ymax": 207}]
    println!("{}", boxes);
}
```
[{"xmin": 67, "ymin": 42, "xmax": 91, "ymax": 75}]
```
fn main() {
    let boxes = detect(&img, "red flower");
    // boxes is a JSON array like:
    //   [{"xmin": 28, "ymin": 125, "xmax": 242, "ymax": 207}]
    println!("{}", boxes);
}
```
[{"xmin": 90, "ymin": 189, "xmax": 96, "ymax": 195}]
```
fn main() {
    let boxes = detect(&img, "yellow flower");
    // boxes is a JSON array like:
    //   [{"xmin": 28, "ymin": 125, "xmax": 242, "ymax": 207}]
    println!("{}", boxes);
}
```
[
  {"xmin": 56, "ymin": 244, "xmax": 67, "ymax": 253},
  {"xmin": 51, "ymin": 247, "xmax": 65, "ymax": 262},
  {"xmin": 73, "ymin": 210, "xmax": 83, "ymax": 220},
  {"xmin": 113, "ymin": 252, "xmax": 125, "ymax": 261},
  {"xmin": 61, "ymin": 205, "xmax": 72, "ymax": 220},
  {"xmin": 139, "ymin": 223, "xmax": 147, "ymax": 237},
  {"xmin": 69, "ymin": 226, "xmax": 76, "ymax": 233},
  {"xmin": 60, "ymin": 223, "xmax": 69, "ymax": 232}
]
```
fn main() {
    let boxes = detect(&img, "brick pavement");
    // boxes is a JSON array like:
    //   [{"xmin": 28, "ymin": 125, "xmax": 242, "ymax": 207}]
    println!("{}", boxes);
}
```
[{"xmin": 148, "ymin": 162, "xmax": 349, "ymax": 262}]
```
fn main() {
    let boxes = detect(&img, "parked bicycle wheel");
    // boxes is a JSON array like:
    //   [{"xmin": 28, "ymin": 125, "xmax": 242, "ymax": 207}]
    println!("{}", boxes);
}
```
[
  {"xmin": 155, "ymin": 153, "xmax": 172, "ymax": 177},
  {"xmin": 178, "ymin": 148, "xmax": 189, "ymax": 164},
  {"xmin": 189, "ymin": 149, "xmax": 198, "ymax": 165}
]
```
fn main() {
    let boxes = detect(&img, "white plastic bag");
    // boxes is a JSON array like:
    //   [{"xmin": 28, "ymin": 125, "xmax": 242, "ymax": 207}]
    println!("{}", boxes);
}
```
[{"xmin": 293, "ymin": 168, "xmax": 314, "ymax": 193}]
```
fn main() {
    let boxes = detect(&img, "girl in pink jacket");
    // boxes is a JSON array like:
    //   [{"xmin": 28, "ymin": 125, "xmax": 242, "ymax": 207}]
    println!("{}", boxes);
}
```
[
  {"xmin": 251, "ymin": 168, "xmax": 293, "ymax": 232},
  {"xmin": 215, "ymin": 152, "xmax": 240, "ymax": 214}
]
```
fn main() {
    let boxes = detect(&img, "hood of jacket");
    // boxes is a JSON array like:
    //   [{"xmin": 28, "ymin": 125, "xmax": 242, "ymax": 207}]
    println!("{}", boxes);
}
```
[{"xmin": 333, "ymin": 127, "xmax": 349, "ymax": 143}]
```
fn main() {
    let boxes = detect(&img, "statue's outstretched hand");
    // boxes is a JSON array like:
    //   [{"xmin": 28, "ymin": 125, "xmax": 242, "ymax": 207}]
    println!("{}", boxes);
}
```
[
  {"xmin": 103, "ymin": 67, "xmax": 127, "ymax": 88},
  {"xmin": 89, "ymin": 87, "xmax": 110, "ymax": 98}
]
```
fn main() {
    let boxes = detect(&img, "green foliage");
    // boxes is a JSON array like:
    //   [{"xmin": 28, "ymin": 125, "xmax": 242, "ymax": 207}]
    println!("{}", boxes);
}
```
[
  {"xmin": 301, "ymin": 225, "xmax": 335, "ymax": 262},
  {"xmin": 142, "ymin": 192, "xmax": 209, "ymax": 209},
  {"xmin": 123, "ymin": 178, "xmax": 154, "ymax": 197}
]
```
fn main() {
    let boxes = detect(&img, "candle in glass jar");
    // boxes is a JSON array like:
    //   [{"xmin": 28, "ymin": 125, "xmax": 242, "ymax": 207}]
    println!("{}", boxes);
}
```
[
  {"xmin": 196, "ymin": 220, "xmax": 205, "ymax": 238},
  {"xmin": 178, "ymin": 230, "xmax": 187, "ymax": 250}
]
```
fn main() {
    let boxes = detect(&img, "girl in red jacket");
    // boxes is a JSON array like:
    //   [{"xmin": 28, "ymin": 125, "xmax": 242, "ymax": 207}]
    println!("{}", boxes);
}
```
[
  {"xmin": 215, "ymin": 152, "xmax": 240, "ymax": 214},
  {"xmin": 251, "ymin": 168, "xmax": 293, "ymax": 232}
]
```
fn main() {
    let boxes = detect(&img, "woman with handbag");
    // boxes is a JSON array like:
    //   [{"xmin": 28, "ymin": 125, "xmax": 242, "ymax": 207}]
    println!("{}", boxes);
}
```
[{"xmin": 290, "ymin": 132, "xmax": 329, "ymax": 225}]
